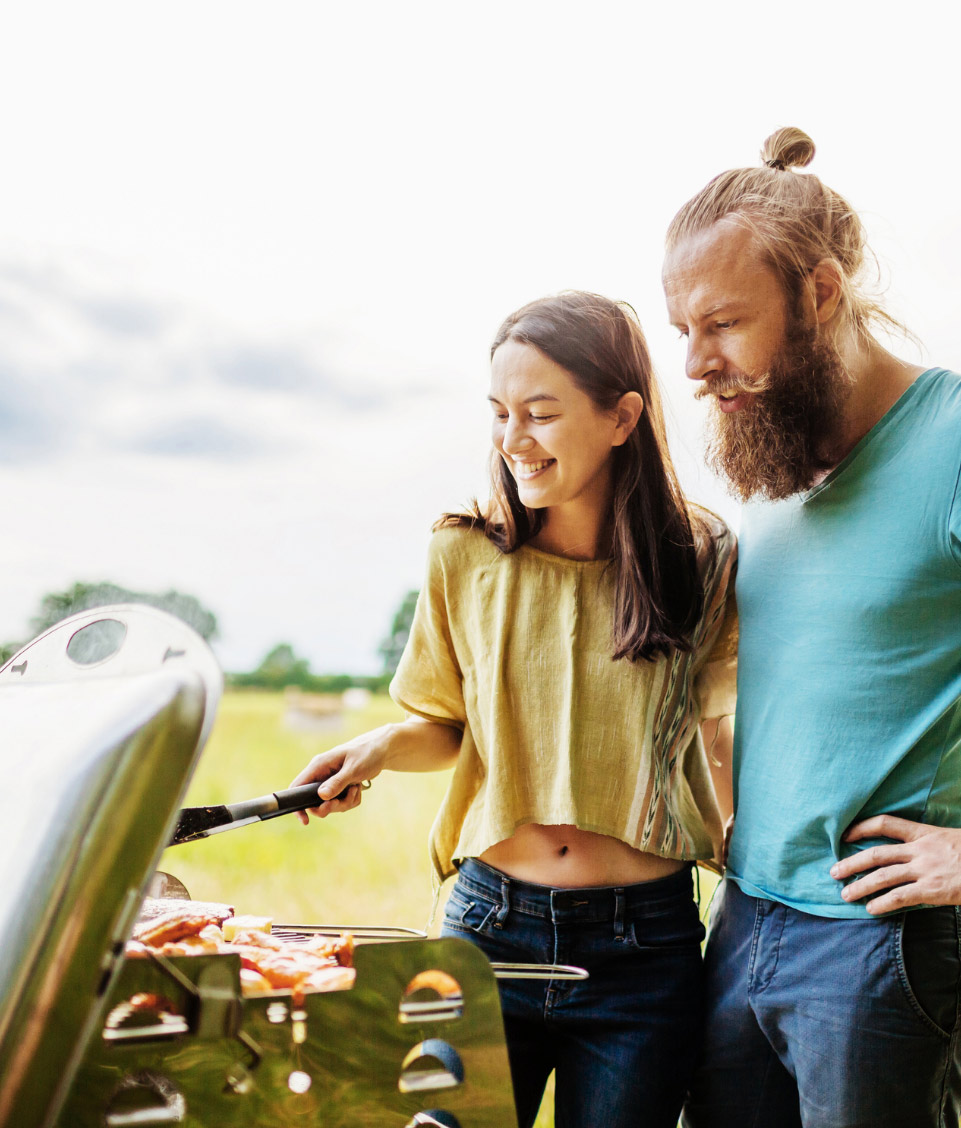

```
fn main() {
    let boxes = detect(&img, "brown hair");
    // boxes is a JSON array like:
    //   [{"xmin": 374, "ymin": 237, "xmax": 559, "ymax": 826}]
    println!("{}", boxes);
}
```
[
  {"xmin": 666, "ymin": 126, "xmax": 909, "ymax": 343},
  {"xmin": 438, "ymin": 291, "xmax": 707, "ymax": 662}
]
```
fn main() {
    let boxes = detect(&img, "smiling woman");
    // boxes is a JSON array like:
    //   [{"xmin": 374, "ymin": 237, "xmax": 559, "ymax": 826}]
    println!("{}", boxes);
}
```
[
  {"xmin": 289, "ymin": 290, "xmax": 739, "ymax": 1128},
  {"xmin": 472, "ymin": 291, "xmax": 709, "ymax": 661},
  {"xmin": 487, "ymin": 339, "xmax": 639, "ymax": 556}
]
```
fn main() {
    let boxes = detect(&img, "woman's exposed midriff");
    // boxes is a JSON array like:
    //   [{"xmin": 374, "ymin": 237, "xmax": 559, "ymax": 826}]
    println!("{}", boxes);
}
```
[{"xmin": 478, "ymin": 823, "xmax": 685, "ymax": 888}]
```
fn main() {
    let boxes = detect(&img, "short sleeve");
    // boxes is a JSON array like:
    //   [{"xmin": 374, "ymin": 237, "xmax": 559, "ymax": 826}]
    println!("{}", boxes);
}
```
[
  {"xmin": 949, "ymin": 451, "xmax": 961, "ymax": 570},
  {"xmin": 693, "ymin": 523, "xmax": 739, "ymax": 720},
  {"xmin": 389, "ymin": 533, "xmax": 467, "ymax": 728},
  {"xmin": 695, "ymin": 591, "xmax": 738, "ymax": 719}
]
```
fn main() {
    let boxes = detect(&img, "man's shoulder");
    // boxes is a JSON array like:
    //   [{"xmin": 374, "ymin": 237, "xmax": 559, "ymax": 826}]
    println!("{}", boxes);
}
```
[
  {"xmin": 901, "ymin": 368, "xmax": 961, "ymax": 461},
  {"xmin": 914, "ymin": 367, "xmax": 961, "ymax": 416}
]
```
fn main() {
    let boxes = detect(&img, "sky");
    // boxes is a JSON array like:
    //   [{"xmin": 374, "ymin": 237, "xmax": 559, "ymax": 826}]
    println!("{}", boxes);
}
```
[{"xmin": 1, "ymin": 1, "xmax": 959, "ymax": 674}]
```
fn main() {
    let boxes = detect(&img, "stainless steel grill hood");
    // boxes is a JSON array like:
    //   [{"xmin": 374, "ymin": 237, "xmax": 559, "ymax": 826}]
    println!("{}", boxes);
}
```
[{"xmin": 0, "ymin": 606, "xmax": 221, "ymax": 1128}]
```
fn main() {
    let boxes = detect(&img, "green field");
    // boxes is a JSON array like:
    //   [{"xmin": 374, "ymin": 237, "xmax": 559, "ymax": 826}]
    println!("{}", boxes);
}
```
[
  {"xmin": 161, "ymin": 689, "xmax": 715, "ymax": 1127},
  {"xmin": 161, "ymin": 689, "xmax": 448, "ymax": 929}
]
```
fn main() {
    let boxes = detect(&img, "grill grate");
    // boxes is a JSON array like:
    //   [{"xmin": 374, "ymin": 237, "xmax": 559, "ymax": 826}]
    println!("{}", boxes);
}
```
[{"xmin": 272, "ymin": 923, "xmax": 427, "ymax": 944}]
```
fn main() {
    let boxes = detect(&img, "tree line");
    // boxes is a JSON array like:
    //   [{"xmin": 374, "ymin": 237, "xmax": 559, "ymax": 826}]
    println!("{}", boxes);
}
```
[{"xmin": 0, "ymin": 581, "xmax": 419, "ymax": 690}]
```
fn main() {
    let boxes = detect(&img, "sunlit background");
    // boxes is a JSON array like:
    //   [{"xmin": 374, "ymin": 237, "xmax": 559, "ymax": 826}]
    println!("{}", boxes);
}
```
[{"xmin": 2, "ymin": 0, "xmax": 959, "ymax": 674}]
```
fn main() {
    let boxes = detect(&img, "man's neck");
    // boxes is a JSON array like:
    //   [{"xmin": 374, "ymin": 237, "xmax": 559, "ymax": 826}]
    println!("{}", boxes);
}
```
[{"xmin": 828, "ymin": 332, "xmax": 926, "ymax": 468}]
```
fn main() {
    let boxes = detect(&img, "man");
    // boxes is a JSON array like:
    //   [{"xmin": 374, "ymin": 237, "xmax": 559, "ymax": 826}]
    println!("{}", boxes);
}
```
[{"xmin": 662, "ymin": 126, "xmax": 961, "ymax": 1128}]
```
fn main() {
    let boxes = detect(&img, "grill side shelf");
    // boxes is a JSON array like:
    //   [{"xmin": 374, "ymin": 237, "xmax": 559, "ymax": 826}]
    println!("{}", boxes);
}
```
[{"xmin": 57, "ymin": 937, "xmax": 520, "ymax": 1128}]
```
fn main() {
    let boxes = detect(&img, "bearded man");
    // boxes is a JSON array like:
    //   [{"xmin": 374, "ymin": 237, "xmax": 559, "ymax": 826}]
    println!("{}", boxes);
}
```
[{"xmin": 663, "ymin": 127, "xmax": 961, "ymax": 1128}]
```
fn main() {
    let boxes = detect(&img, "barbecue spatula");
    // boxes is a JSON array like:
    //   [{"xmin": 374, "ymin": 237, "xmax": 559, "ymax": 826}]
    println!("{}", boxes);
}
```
[{"xmin": 169, "ymin": 782, "xmax": 356, "ymax": 846}]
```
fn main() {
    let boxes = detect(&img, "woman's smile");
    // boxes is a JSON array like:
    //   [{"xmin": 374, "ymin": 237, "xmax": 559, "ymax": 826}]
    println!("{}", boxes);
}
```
[{"xmin": 512, "ymin": 456, "xmax": 556, "ymax": 480}]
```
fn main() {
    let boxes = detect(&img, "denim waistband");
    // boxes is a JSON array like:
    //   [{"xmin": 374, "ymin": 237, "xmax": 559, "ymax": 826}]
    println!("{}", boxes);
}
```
[{"xmin": 453, "ymin": 856, "xmax": 695, "ymax": 922}]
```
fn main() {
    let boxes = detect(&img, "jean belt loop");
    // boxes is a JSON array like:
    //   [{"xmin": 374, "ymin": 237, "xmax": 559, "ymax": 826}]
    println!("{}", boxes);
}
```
[
  {"xmin": 494, "ymin": 874, "xmax": 511, "ymax": 929},
  {"xmin": 614, "ymin": 887, "xmax": 626, "ymax": 940}
]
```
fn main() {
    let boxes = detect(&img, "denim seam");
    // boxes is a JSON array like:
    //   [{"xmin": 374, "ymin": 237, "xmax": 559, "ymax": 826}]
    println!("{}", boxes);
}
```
[
  {"xmin": 746, "ymin": 897, "xmax": 764, "ymax": 995},
  {"xmin": 894, "ymin": 912, "xmax": 953, "ymax": 1041},
  {"xmin": 764, "ymin": 905, "xmax": 786, "ymax": 990},
  {"xmin": 440, "ymin": 920, "xmax": 475, "ymax": 935},
  {"xmin": 938, "ymin": 907, "xmax": 961, "ymax": 1123},
  {"xmin": 623, "ymin": 923, "xmax": 705, "ymax": 953},
  {"xmin": 444, "ymin": 896, "xmax": 475, "ymax": 924}
]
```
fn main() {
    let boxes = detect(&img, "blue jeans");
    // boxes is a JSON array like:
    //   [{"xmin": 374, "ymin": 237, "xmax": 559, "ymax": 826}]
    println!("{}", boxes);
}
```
[
  {"xmin": 440, "ymin": 857, "xmax": 706, "ymax": 1128},
  {"xmin": 683, "ymin": 879, "xmax": 961, "ymax": 1128}
]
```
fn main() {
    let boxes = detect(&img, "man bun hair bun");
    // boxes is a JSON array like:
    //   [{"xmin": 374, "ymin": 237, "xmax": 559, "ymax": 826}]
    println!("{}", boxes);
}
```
[
  {"xmin": 667, "ymin": 125, "xmax": 914, "ymax": 348},
  {"xmin": 761, "ymin": 127, "xmax": 815, "ymax": 172}
]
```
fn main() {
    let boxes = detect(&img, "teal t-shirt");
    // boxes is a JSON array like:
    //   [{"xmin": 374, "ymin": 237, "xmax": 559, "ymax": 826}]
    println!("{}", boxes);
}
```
[{"xmin": 728, "ymin": 368, "xmax": 961, "ymax": 917}]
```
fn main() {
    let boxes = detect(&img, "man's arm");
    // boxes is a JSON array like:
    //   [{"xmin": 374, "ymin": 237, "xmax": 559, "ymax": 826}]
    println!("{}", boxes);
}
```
[{"xmin": 830, "ymin": 814, "xmax": 961, "ymax": 913}]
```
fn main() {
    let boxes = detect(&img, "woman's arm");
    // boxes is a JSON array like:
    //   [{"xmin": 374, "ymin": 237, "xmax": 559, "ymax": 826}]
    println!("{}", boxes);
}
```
[
  {"xmin": 290, "ymin": 716, "xmax": 462, "ymax": 823},
  {"xmin": 700, "ymin": 715, "xmax": 733, "ymax": 826}
]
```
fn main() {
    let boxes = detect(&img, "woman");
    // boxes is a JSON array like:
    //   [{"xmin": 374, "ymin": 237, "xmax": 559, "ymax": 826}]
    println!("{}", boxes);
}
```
[{"xmin": 292, "ymin": 291, "xmax": 737, "ymax": 1128}]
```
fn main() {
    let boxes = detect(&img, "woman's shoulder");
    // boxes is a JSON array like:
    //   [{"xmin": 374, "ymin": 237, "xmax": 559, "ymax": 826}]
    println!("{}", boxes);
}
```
[
  {"xmin": 426, "ymin": 515, "xmax": 500, "ymax": 569},
  {"xmin": 689, "ymin": 503, "xmax": 736, "ymax": 553},
  {"xmin": 687, "ymin": 504, "xmax": 737, "ymax": 583}
]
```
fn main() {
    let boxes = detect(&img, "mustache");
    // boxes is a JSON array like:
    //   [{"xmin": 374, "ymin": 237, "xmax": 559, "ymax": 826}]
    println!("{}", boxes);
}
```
[{"xmin": 694, "ymin": 368, "xmax": 773, "ymax": 402}]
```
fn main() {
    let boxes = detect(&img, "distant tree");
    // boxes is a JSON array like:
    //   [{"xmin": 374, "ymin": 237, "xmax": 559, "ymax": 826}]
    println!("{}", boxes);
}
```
[
  {"xmin": 378, "ymin": 589, "xmax": 419, "ymax": 676},
  {"xmin": 29, "ymin": 582, "xmax": 219, "ymax": 641},
  {"xmin": 250, "ymin": 642, "xmax": 312, "ymax": 688}
]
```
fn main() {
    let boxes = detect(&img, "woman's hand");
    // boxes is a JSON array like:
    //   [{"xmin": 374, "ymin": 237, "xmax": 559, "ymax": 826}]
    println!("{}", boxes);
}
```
[
  {"xmin": 290, "ymin": 724, "xmax": 394, "ymax": 823},
  {"xmin": 289, "ymin": 717, "xmax": 462, "ymax": 824}
]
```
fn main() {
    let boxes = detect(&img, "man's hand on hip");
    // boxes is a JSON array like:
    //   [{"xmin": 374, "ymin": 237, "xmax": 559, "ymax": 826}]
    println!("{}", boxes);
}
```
[{"xmin": 830, "ymin": 814, "xmax": 961, "ymax": 913}]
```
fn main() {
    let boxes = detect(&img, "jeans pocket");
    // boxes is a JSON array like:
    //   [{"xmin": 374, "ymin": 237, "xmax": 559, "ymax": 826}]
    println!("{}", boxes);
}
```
[
  {"xmin": 626, "ymin": 896, "xmax": 706, "ymax": 952},
  {"xmin": 441, "ymin": 889, "xmax": 498, "ymax": 936},
  {"xmin": 896, "ymin": 906, "xmax": 961, "ymax": 1039}
]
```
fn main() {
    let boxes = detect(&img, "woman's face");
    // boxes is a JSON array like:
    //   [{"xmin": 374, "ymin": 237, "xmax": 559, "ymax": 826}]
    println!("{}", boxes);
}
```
[{"xmin": 489, "ymin": 340, "xmax": 633, "ymax": 518}]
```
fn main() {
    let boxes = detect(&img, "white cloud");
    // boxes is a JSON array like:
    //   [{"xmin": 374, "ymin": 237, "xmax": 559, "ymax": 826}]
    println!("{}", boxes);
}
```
[{"xmin": 0, "ymin": 0, "xmax": 957, "ymax": 671}]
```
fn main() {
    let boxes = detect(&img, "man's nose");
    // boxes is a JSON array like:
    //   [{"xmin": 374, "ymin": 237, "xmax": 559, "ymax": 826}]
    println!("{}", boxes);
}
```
[{"xmin": 685, "ymin": 336, "xmax": 722, "ymax": 383}]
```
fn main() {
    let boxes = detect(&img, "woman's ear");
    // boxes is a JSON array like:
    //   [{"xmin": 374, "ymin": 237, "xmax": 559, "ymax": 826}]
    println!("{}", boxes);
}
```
[{"xmin": 612, "ymin": 391, "xmax": 644, "ymax": 446}]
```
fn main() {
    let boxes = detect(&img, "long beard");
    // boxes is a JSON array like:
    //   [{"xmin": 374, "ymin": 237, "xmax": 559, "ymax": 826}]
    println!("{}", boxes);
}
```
[{"xmin": 704, "ymin": 323, "xmax": 851, "ymax": 502}]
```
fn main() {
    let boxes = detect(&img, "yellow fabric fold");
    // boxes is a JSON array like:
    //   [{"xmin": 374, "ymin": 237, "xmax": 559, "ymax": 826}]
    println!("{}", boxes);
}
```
[{"xmin": 391, "ymin": 510, "xmax": 738, "ymax": 884}]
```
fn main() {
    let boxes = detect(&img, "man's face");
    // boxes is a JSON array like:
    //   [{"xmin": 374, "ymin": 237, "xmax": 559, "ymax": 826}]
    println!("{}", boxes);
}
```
[{"xmin": 663, "ymin": 218, "xmax": 849, "ymax": 500}]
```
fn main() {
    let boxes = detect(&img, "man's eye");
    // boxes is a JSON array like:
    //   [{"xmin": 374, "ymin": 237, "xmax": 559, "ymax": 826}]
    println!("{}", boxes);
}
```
[
  {"xmin": 716, "ymin": 320, "xmax": 736, "ymax": 330},
  {"xmin": 676, "ymin": 329, "xmax": 689, "ymax": 340}
]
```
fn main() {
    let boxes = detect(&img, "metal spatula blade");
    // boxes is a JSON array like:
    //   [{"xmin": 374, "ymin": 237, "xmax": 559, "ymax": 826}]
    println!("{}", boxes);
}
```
[{"xmin": 168, "ymin": 782, "xmax": 337, "ymax": 846}]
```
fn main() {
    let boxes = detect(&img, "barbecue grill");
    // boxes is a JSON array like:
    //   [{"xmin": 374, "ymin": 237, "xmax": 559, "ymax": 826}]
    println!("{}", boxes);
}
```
[{"xmin": 0, "ymin": 606, "xmax": 583, "ymax": 1128}]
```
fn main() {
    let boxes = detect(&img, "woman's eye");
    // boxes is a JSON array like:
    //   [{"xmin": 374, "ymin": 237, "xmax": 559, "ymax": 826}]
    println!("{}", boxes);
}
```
[{"xmin": 530, "ymin": 414, "xmax": 557, "ymax": 423}]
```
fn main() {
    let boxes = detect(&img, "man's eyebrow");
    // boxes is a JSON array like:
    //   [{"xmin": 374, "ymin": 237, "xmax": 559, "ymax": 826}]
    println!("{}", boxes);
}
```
[
  {"xmin": 487, "ymin": 393, "xmax": 561, "ymax": 405},
  {"xmin": 671, "ymin": 302, "xmax": 738, "ymax": 330}
]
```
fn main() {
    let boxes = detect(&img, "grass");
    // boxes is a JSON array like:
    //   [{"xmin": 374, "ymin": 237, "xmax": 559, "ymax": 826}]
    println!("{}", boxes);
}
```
[
  {"xmin": 160, "ymin": 689, "xmax": 717, "ymax": 1128},
  {"xmin": 160, "ymin": 689, "xmax": 450, "ymax": 930}
]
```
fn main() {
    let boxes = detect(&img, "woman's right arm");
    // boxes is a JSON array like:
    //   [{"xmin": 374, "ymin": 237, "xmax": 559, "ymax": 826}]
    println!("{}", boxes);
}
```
[{"xmin": 290, "ymin": 716, "xmax": 462, "ymax": 823}]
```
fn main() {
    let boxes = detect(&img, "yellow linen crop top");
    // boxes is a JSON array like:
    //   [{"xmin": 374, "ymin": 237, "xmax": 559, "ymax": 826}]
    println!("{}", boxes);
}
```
[{"xmin": 390, "ymin": 510, "xmax": 738, "ymax": 885}]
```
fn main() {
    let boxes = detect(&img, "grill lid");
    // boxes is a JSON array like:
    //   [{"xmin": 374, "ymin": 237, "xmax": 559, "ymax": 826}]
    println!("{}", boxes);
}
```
[{"xmin": 0, "ymin": 605, "xmax": 221, "ymax": 1128}]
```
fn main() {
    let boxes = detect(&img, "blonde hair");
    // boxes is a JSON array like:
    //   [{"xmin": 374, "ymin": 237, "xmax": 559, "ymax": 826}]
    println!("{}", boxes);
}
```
[{"xmin": 666, "ymin": 127, "xmax": 909, "ymax": 344}]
